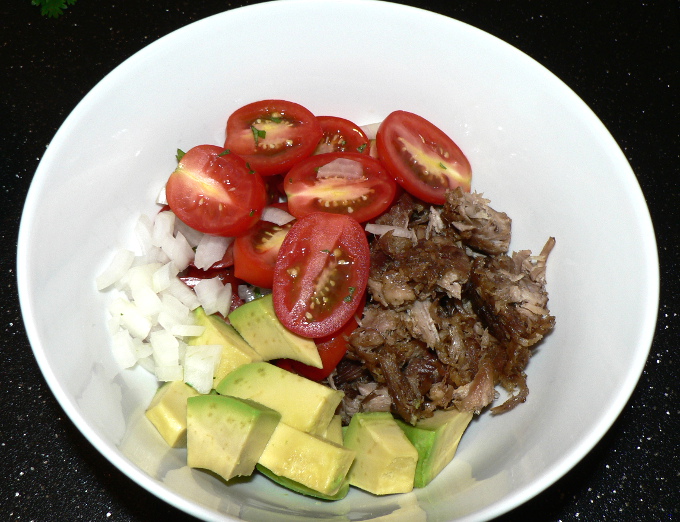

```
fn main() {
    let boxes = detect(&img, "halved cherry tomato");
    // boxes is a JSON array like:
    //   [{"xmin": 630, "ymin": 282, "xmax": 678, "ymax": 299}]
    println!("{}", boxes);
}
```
[
  {"xmin": 233, "ymin": 203, "xmax": 295, "ymax": 288},
  {"xmin": 314, "ymin": 116, "xmax": 370, "ymax": 155},
  {"xmin": 376, "ymin": 110, "xmax": 472, "ymax": 204},
  {"xmin": 272, "ymin": 212, "xmax": 369, "ymax": 338},
  {"xmin": 179, "ymin": 266, "xmax": 245, "ymax": 314},
  {"xmin": 284, "ymin": 152, "xmax": 397, "ymax": 223},
  {"xmin": 277, "ymin": 294, "xmax": 364, "ymax": 381},
  {"xmin": 224, "ymin": 100, "xmax": 323, "ymax": 176},
  {"xmin": 166, "ymin": 145, "xmax": 267, "ymax": 237}
]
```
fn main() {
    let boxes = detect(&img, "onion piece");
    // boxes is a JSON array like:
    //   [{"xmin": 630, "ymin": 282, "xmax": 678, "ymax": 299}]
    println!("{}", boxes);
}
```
[
  {"xmin": 261, "ymin": 206, "xmax": 295, "ymax": 225},
  {"xmin": 183, "ymin": 345, "xmax": 222, "ymax": 394},
  {"xmin": 194, "ymin": 234, "xmax": 233, "ymax": 270},
  {"xmin": 316, "ymin": 157, "xmax": 364, "ymax": 180},
  {"xmin": 194, "ymin": 277, "xmax": 232, "ymax": 317},
  {"xmin": 360, "ymin": 122, "xmax": 382, "ymax": 140},
  {"xmin": 96, "ymin": 249, "xmax": 135, "ymax": 291}
]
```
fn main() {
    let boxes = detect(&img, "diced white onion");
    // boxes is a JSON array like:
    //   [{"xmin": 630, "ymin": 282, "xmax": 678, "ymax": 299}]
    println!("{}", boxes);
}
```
[
  {"xmin": 152, "ymin": 262, "xmax": 180, "ymax": 293},
  {"xmin": 161, "ymin": 231, "xmax": 194, "ymax": 271},
  {"xmin": 134, "ymin": 214, "xmax": 154, "ymax": 254},
  {"xmin": 194, "ymin": 277, "xmax": 232, "ymax": 317},
  {"xmin": 261, "ymin": 206, "xmax": 295, "ymax": 226},
  {"xmin": 174, "ymin": 218, "xmax": 205, "ymax": 248},
  {"xmin": 360, "ymin": 122, "xmax": 381, "ymax": 140},
  {"xmin": 109, "ymin": 297, "xmax": 152, "ymax": 339},
  {"xmin": 194, "ymin": 234, "xmax": 233, "ymax": 270},
  {"xmin": 163, "ymin": 279, "xmax": 201, "ymax": 310},
  {"xmin": 155, "ymin": 364, "xmax": 184, "ymax": 382},
  {"xmin": 150, "ymin": 330, "xmax": 179, "ymax": 366},
  {"xmin": 156, "ymin": 185, "xmax": 168, "ymax": 206},
  {"xmin": 183, "ymin": 345, "xmax": 222, "ymax": 394},
  {"xmin": 111, "ymin": 329, "xmax": 138, "ymax": 369},
  {"xmin": 152, "ymin": 210, "xmax": 176, "ymax": 248},
  {"xmin": 96, "ymin": 249, "xmax": 135, "ymax": 291},
  {"xmin": 170, "ymin": 324, "xmax": 206, "ymax": 337},
  {"xmin": 316, "ymin": 157, "xmax": 364, "ymax": 180},
  {"xmin": 365, "ymin": 223, "xmax": 414, "ymax": 238}
]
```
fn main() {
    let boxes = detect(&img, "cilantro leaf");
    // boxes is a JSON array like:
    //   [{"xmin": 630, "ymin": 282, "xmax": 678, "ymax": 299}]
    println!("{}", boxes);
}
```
[{"xmin": 32, "ymin": 0, "xmax": 77, "ymax": 18}]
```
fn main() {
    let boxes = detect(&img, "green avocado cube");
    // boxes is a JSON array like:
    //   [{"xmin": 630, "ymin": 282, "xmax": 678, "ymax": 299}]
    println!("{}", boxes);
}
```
[
  {"xmin": 186, "ymin": 394, "xmax": 280, "ymax": 482},
  {"xmin": 344, "ymin": 412, "xmax": 419, "ymax": 495},
  {"xmin": 145, "ymin": 380, "xmax": 200, "ymax": 447},
  {"xmin": 227, "ymin": 294, "xmax": 322, "ymax": 368},
  {"xmin": 189, "ymin": 307, "xmax": 262, "ymax": 383},
  {"xmin": 258, "ymin": 422, "xmax": 355, "ymax": 496},
  {"xmin": 396, "ymin": 409, "xmax": 473, "ymax": 488},
  {"xmin": 215, "ymin": 362, "xmax": 343, "ymax": 435}
]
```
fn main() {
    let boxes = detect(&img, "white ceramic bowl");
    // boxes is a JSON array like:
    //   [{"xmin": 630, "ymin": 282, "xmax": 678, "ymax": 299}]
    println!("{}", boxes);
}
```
[{"xmin": 17, "ymin": 1, "xmax": 659, "ymax": 520}]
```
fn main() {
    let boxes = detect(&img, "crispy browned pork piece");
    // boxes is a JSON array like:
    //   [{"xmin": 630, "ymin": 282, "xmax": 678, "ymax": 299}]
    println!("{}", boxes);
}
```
[{"xmin": 330, "ymin": 190, "xmax": 555, "ymax": 425}]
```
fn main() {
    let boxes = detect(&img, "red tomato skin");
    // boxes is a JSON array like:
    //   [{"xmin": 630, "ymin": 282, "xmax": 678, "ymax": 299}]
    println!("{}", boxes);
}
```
[
  {"xmin": 224, "ymin": 100, "xmax": 323, "ymax": 176},
  {"xmin": 166, "ymin": 145, "xmax": 267, "ymax": 237},
  {"xmin": 376, "ymin": 110, "xmax": 472, "ymax": 204},
  {"xmin": 272, "ymin": 212, "xmax": 370, "ymax": 338},
  {"xmin": 233, "ymin": 214, "xmax": 294, "ymax": 289},
  {"xmin": 277, "ymin": 295, "xmax": 364, "ymax": 381},
  {"xmin": 314, "ymin": 116, "xmax": 370, "ymax": 155},
  {"xmin": 284, "ymin": 152, "xmax": 397, "ymax": 223}
]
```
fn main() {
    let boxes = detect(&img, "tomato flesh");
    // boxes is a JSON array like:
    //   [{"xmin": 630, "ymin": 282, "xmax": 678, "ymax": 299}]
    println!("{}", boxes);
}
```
[
  {"xmin": 284, "ymin": 152, "xmax": 396, "ymax": 223},
  {"xmin": 376, "ymin": 110, "xmax": 472, "ymax": 204},
  {"xmin": 277, "ymin": 294, "xmax": 364, "ymax": 380},
  {"xmin": 224, "ymin": 100, "xmax": 323, "ymax": 176},
  {"xmin": 165, "ymin": 145, "xmax": 267, "ymax": 237},
  {"xmin": 314, "ymin": 116, "xmax": 370, "ymax": 155},
  {"xmin": 272, "ymin": 212, "xmax": 369, "ymax": 338},
  {"xmin": 234, "ymin": 216, "xmax": 295, "ymax": 289}
]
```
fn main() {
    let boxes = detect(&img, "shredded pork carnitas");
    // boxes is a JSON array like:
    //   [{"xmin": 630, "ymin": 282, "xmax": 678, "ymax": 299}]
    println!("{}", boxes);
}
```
[{"xmin": 329, "ymin": 188, "xmax": 555, "ymax": 425}]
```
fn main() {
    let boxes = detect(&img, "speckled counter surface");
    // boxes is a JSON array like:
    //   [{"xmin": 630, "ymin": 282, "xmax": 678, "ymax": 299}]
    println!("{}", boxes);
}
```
[{"xmin": 2, "ymin": 1, "xmax": 678, "ymax": 520}]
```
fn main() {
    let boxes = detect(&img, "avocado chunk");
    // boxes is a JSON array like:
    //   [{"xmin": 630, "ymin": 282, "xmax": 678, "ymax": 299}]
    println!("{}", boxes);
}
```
[
  {"xmin": 258, "ymin": 422, "xmax": 356, "ymax": 496},
  {"xmin": 227, "ymin": 294, "xmax": 322, "ymax": 368},
  {"xmin": 321, "ymin": 415, "xmax": 344, "ymax": 445},
  {"xmin": 189, "ymin": 307, "xmax": 262, "ymax": 383},
  {"xmin": 215, "ymin": 362, "xmax": 343, "ymax": 435},
  {"xmin": 396, "ymin": 409, "xmax": 473, "ymax": 488},
  {"xmin": 256, "ymin": 463, "xmax": 350, "ymax": 501},
  {"xmin": 145, "ymin": 380, "xmax": 200, "ymax": 447},
  {"xmin": 186, "ymin": 394, "xmax": 280, "ymax": 482},
  {"xmin": 344, "ymin": 412, "xmax": 419, "ymax": 495}
]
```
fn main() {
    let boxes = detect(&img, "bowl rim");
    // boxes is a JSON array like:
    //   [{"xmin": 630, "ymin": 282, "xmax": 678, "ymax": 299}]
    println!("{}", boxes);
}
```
[{"xmin": 16, "ymin": 0, "xmax": 660, "ymax": 520}]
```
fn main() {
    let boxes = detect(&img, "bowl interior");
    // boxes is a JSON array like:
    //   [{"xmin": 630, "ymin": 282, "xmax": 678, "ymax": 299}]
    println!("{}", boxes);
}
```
[{"xmin": 17, "ymin": 1, "xmax": 658, "ymax": 520}]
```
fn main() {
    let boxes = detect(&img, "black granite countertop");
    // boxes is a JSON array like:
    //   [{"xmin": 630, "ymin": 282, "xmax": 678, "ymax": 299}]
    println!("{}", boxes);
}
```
[{"xmin": 2, "ymin": 1, "xmax": 678, "ymax": 520}]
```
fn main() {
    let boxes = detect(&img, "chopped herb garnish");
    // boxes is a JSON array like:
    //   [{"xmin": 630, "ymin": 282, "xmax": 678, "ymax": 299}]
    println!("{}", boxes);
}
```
[
  {"xmin": 176, "ymin": 148, "xmax": 186, "ymax": 162},
  {"xmin": 32, "ymin": 0, "xmax": 77, "ymax": 18},
  {"xmin": 219, "ymin": 149, "xmax": 231, "ymax": 156},
  {"xmin": 246, "ymin": 162, "xmax": 255, "ymax": 174},
  {"xmin": 344, "ymin": 286, "xmax": 356, "ymax": 302},
  {"xmin": 251, "ymin": 125, "xmax": 267, "ymax": 145},
  {"xmin": 356, "ymin": 143, "xmax": 367, "ymax": 153},
  {"xmin": 249, "ymin": 209, "xmax": 255, "ymax": 216},
  {"xmin": 270, "ymin": 116, "xmax": 283, "ymax": 123},
  {"xmin": 320, "ymin": 249, "xmax": 330, "ymax": 253},
  {"xmin": 439, "ymin": 162, "xmax": 447, "ymax": 169},
  {"xmin": 339, "ymin": 140, "xmax": 347, "ymax": 147}
]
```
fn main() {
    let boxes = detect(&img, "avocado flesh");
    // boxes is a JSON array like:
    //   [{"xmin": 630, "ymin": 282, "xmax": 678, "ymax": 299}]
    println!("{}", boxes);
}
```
[
  {"xmin": 344, "ymin": 412, "xmax": 419, "ymax": 495},
  {"xmin": 189, "ymin": 307, "xmax": 262, "ymax": 383},
  {"xmin": 145, "ymin": 380, "xmax": 200, "ymax": 447},
  {"xmin": 227, "ymin": 294, "xmax": 322, "ymax": 368},
  {"xmin": 321, "ymin": 415, "xmax": 344, "ymax": 445},
  {"xmin": 396, "ymin": 409, "xmax": 473, "ymax": 488},
  {"xmin": 256, "ymin": 464, "xmax": 350, "ymax": 501},
  {"xmin": 258, "ymin": 422, "xmax": 355, "ymax": 496},
  {"xmin": 186, "ymin": 394, "xmax": 280, "ymax": 482},
  {"xmin": 215, "ymin": 362, "xmax": 343, "ymax": 435}
]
